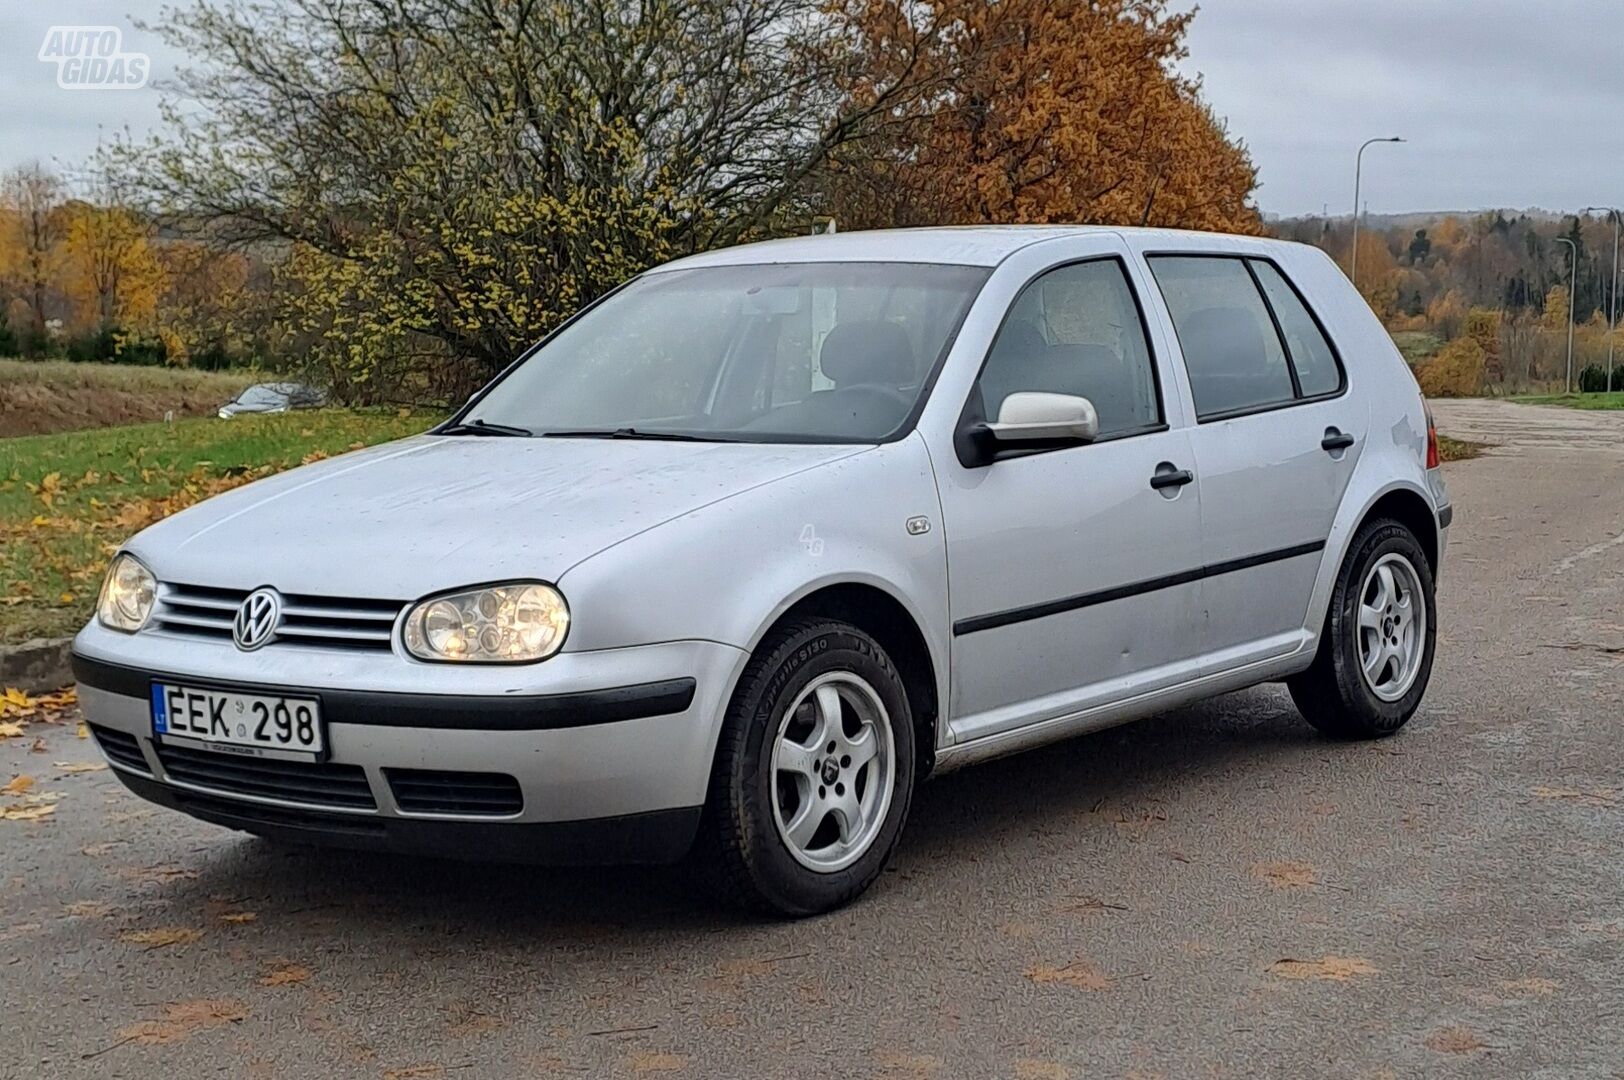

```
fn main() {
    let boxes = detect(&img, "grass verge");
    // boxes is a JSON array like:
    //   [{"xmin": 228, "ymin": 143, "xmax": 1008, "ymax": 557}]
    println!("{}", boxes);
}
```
[
  {"xmin": 1437, "ymin": 435, "xmax": 1486, "ymax": 462},
  {"xmin": 0, "ymin": 409, "xmax": 437, "ymax": 645},
  {"xmin": 1390, "ymin": 330, "xmax": 1444, "ymax": 368},
  {"xmin": 0, "ymin": 358, "xmax": 259, "ymax": 393},
  {"xmin": 0, "ymin": 359, "xmax": 262, "ymax": 438},
  {"xmin": 1510, "ymin": 391, "xmax": 1624, "ymax": 411}
]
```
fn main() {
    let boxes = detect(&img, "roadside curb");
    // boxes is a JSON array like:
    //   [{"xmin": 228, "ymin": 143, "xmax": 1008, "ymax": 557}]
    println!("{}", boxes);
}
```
[{"xmin": 0, "ymin": 637, "xmax": 75, "ymax": 694}]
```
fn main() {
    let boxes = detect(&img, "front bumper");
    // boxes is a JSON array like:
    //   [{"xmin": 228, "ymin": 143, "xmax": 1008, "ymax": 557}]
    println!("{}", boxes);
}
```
[
  {"xmin": 72, "ymin": 627, "xmax": 748, "ymax": 864},
  {"xmin": 109, "ymin": 770, "xmax": 702, "ymax": 864}
]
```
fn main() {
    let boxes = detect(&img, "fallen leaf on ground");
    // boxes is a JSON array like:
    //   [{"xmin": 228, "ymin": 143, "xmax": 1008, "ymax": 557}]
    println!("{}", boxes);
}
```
[
  {"xmin": 54, "ymin": 762, "xmax": 106, "ymax": 774},
  {"xmin": 1251, "ymin": 861, "xmax": 1318, "ymax": 889},
  {"xmin": 77, "ymin": 721, "xmax": 89, "ymax": 739},
  {"xmin": 1424, "ymin": 1026, "xmax": 1487, "ymax": 1055},
  {"xmin": 628, "ymin": 1052, "xmax": 687, "ymax": 1073},
  {"xmin": 2, "ymin": 775, "xmax": 34, "ymax": 795},
  {"xmin": 258, "ymin": 961, "xmax": 311, "ymax": 987},
  {"xmin": 117, "ymin": 864, "xmax": 198, "ymax": 885},
  {"xmin": 1268, "ymin": 956, "xmax": 1377, "ymax": 981},
  {"xmin": 873, "ymin": 1051, "xmax": 943, "ymax": 1078},
  {"xmin": 382, "ymin": 1066, "xmax": 445, "ymax": 1080},
  {"xmin": 1057, "ymin": 895, "xmax": 1128, "ymax": 916},
  {"xmin": 65, "ymin": 901, "xmax": 113, "ymax": 918},
  {"xmin": 30, "ymin": 736, "xmax": 48, "ymax": 753},
  {"xmin": 219, "ymin": 911, "xmax": 257, "ymax": 924},
  {"xmin": 716, "ymin": 953, "xmax": 808, "ymax": 978},
  {"xmin": 0, "ymin": 722, "xmax": 24, "ymax": 738},
  {"xmin": 119, "ymin": 927, "xmax": 203, "ymax": 949},
  {"xmin": 1498, "ymin": 977, "xmax": 1559, "ymax": 996},
  {"xmin": 445, "ymin": 1000, "xmax": 504, "ymax": 1035},
  {"xmin": 1113, "ymin": 805, "xmax": 1169, "ymax": 836},
  {"xmin": 117, "ymin": 999, "xmax": 248, "ymax": 1046},
  {"xmin": 1015, "ymin": 1061, "xmax": 1071, "ymax": 1080},
  {"xmin": 2, "ymin": 801, "xmax": 56, "ymax": 822},
  {"xmin": 1026, "ymin": 962, "xmax": 1111, "ymax": 991},
  {"xmin": 81, "ymin": 841, "xmax": 126, "ymax": 856},
  {"xmin": 1, "ymin": 687, "xmax": 77, "ymax": 723}
]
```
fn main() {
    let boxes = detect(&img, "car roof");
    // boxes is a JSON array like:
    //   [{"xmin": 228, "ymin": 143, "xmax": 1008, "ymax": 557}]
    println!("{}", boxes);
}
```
[{"xmin": 653, "ymin": 226, "xmax": 1304, "ymax": 270}]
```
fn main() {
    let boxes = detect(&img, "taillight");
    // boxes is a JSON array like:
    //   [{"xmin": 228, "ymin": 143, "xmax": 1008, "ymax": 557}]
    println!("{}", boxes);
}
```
[{"xmin": 1424, "ymin": 402, "xmax": 1440, "ymax": 469}]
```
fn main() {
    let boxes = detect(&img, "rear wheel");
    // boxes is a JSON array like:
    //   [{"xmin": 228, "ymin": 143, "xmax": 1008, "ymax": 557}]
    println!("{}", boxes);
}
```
[
  {"xmin": 699, "ymin": 617, "xmax": 915, "ymax": 916},
  {"xmin": 1289, "ymin": 519, "xmax": 1436, "ymax": 739}
]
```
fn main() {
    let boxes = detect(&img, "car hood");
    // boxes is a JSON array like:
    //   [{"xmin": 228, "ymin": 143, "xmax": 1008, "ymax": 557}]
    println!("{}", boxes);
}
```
[{"xmin": 128, "ymin": 436, "xmax": 867, "ymax": 599}]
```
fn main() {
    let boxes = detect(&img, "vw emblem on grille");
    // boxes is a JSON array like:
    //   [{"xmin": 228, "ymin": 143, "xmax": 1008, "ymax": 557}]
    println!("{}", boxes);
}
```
[{"xmin": 233, "ymin": 588, "xmax": 282, "ymax": 651}]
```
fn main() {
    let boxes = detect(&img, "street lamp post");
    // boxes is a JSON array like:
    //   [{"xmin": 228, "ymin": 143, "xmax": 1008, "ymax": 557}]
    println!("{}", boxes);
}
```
[
  {"xmin": 1554, "ymin": 237, "xmax": 1578, "ymax": 394},
  {"xmin": 1583, "ymin": 206, "xmax": 1620, "ymax": 391},
  {"xmin": 1351, "ymin": 137, "xmax": 1405, "ymax": 289}
]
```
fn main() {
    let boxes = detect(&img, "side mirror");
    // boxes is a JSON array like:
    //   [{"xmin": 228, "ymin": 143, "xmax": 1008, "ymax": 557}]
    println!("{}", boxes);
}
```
[{"xmin": 985, "ymin": 392, "xmax": 1100, "ymax": 445}]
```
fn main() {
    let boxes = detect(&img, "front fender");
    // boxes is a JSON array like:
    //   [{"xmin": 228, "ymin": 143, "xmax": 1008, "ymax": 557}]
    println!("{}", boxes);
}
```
[{"xmin": 557, "ymin": 434, "xmax": 950, "ymax": 711}]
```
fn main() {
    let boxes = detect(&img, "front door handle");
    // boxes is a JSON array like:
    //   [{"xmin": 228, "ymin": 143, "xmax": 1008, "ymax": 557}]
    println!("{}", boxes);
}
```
[
  {"xmin": 1321, "ymin": 428, "xmax": 1356, "ymax": 452},
  {"xmin": 1150, "ymin": 466, "xmax": 1195, "ymax": 490}
]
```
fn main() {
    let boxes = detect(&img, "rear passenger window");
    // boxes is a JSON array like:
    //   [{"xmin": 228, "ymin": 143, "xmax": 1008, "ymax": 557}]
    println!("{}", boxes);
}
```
[
  {"xmin": 1248, "ymin": 260, "xmax": 1342, "ymax": 398},
  {"xmin": 976, "ymin": 259, "xmax": 1161, "ymax": 439},
  {"xmin": 1147, "ymin": 256, "xmax": 1295, "ymax": 418},
  {"xmin": 1149, "ymin": 255, "xmax": 1347, "ymax": 419}
]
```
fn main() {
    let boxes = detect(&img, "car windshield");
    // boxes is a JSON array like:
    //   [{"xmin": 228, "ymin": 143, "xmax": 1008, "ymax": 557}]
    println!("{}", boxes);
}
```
[{"xmin": 461, "ymin": 261, "xmax": 991, "ymax": 443}]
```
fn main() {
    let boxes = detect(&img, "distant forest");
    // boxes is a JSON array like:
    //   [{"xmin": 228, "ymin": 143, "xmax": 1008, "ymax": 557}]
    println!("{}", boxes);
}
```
[{"xmin": 1274, "ymin": 211, "xmax": 1620, "ymax": 393}]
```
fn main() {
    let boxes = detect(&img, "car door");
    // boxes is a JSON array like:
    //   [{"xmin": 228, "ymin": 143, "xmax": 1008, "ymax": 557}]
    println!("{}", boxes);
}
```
[
  {"xmin": 1143, "ymin": 252, "xmax": 1365, "ymax": 668},
  {"xmin": 938, "ymin": 254, "xmax": 1207, "ymax": 744}
]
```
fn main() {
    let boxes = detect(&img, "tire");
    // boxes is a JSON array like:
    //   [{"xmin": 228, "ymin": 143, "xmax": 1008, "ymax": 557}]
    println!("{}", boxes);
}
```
[
  {"xmin": 699, "ymin": 617, "xmax": 916, "ymax": 917},
  {"xmin": 1289, "ymin": 519, "xmax": 1437, "ymax": 739}
]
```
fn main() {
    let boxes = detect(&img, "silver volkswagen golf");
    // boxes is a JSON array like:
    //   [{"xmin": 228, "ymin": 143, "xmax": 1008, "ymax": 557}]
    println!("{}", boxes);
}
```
[{"xmin": 74, "ymin": 227, "xmax": 1450, "ymax": 915}]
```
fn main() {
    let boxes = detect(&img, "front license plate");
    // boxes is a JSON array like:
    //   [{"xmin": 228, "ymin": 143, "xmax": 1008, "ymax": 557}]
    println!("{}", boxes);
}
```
[{"xmin": 152, "ymin": 684, "xmax": 324, "ymax": 760}]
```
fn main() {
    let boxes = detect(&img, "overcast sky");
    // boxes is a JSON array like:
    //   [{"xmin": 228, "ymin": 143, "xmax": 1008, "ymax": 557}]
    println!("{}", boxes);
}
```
[{"xmin": 4, "ymin": 0, "xmax": 1621, "ymax": 218}]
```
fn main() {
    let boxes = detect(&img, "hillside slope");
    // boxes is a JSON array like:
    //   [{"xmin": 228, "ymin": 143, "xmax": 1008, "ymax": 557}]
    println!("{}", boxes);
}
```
[{"xmin": 0, "ymin": 361, "xmax": 258, "ymax": 438}]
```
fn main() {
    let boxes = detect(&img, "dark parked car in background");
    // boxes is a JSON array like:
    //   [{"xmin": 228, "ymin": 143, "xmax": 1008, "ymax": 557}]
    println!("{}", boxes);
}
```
[{"xmin": 218, "ymin": 382, "xmax": 326, "ymax": 418}]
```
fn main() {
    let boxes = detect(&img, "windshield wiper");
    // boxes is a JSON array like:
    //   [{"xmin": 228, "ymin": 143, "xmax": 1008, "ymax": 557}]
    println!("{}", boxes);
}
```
[
  {"xmin": 539, "ymin": 427, "xmax": 716, "ymax": 442},
  {"xmin": 438, "ymin": 419, "xmax": 533, "ymax": 437}
]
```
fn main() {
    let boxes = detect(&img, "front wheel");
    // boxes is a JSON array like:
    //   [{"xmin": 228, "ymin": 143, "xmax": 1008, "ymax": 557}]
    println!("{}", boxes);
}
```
[
  {"xmin": 699, "ymin": 617, "xmax": 915, "ymax": 916},
  {"xmin": 1289, "ymin": 519, "xmax": 1437, "ymax": 739}
]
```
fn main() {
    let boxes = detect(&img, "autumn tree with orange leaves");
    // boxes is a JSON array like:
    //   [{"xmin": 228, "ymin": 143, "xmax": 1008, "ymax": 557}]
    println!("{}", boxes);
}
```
[{"xmin": 825, "ymin": 0, "xmax": 1261, "ymax": 232}]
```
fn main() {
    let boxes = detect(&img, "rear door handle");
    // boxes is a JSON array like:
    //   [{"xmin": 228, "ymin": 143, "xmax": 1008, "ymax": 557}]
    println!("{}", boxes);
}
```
[
  {"xmin": 1150, "ymin": 466, "xmax": 1194, "ymax": 490},
  {"xmin": 1321, "ymin": 429, "xmax": 1355, "ymax": 452}
]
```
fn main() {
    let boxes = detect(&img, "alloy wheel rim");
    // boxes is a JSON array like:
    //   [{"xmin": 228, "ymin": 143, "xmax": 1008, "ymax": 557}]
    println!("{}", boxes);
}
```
[
  {"xmin": 769, "ymin": 671, "xmax": 896, "ymax": 873},
  {"xmin": 1356, "ymin": 553, "xmax": 1427, "ymax": 702}
]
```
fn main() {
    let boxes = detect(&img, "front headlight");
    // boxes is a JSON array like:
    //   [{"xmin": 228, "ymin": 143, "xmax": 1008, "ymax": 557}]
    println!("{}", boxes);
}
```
[
  {"xmin": 97, "ymin": 553, "xmax": 156, "ymax": 633},
  {"xmin": 402, "ymin": 582, "xmax": 569, "ymax": 663}
]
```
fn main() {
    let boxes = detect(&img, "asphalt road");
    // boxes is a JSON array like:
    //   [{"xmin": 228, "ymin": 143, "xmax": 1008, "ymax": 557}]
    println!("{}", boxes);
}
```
[{"xmin": 3, "ymin": 399, "xmax": 1622, "ymax": 1079}]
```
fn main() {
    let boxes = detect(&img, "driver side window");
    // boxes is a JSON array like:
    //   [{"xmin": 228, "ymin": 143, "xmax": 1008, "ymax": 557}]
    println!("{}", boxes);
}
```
[{"xmin": 976, "ymin": 259, "xmax": 1162, "ymax": 438}]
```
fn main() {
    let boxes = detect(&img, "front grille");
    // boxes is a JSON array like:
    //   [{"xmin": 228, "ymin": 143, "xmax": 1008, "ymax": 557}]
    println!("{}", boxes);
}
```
[
  {"xmin": 90, "ymin": 725, "xmax": 151, "ymax": 775},
  {"xmin": 155, "ymin": 743, "xmax": 377, "ymax": 810},
  {"xmin": 153, "ymin": 582, "xmax": 403, "ymax": 651},
  {"xmin": 386, "ymin": 769, "xmax": 524, "ymax": 817}
]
